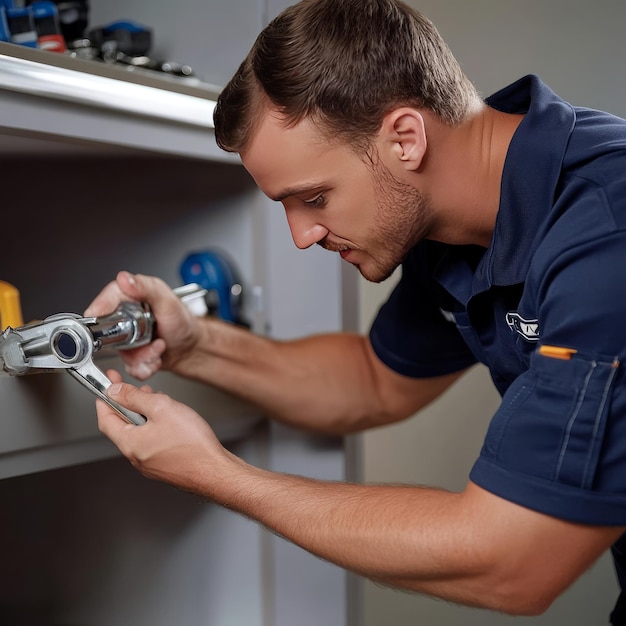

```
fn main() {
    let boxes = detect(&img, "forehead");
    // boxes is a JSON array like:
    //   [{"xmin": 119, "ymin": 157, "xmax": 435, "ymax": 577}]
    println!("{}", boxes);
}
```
[{"xmin": 240, "ymin": 109, "xmax": 359, "ymax": 200}]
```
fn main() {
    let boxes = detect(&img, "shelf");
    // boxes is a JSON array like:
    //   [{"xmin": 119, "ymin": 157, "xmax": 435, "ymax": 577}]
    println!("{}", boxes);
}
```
[
  {"xmin": 0, "ymin": 41, "xmax": 238, "ymax": 162},
  {"xmin": 0, "ymin": 355, "xmax": 264, "ymax": 480}
]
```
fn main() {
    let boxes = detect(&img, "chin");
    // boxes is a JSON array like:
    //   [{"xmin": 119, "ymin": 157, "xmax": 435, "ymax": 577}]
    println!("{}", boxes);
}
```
[{"xmin": 356, "ymin": 263, "xmax": 396, "ymax": 284}]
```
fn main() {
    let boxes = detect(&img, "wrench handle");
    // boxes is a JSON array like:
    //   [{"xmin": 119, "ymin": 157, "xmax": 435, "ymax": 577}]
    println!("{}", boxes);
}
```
[{"xmin": 67, "ymin": 362, "xmax": 147, "ymax": 425}]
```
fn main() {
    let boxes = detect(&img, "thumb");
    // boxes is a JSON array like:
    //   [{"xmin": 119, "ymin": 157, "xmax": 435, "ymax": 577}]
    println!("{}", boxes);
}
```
[
  {"xmin": 97, "ymin": 381, "xmax": 154, "ymax": 440},
  {"xmin": 83, "ymin": 270, "xmax": 140, "ymax": 317},
  {"xmin": 106, "ymin": 381, "xmax": 156, "ymax": 415},
  {"xmin": 117, "ymin": 272, "xmax": 181, "ymax": 318},
  {"xmin": 115, "ymin": 271, "xmax": 148, "ymax": 301}
]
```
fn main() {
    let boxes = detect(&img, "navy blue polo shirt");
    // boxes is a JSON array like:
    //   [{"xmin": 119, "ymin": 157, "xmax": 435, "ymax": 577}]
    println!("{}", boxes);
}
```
[{"xmin": 370, "ymin": 75, "xmax": 626, "ymax": 524}]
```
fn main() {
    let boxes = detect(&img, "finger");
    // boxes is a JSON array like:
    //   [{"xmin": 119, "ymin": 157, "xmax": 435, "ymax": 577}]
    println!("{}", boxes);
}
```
[
  {"xmin": 85, "ymin": 270, "xmax": 145, "ymax": 316},
  {"xmin": 117, "ymin": 272, "xmax": 175, "ymax": 311},
  {"xmin": 120, "ymin": 339, "xmax": 166, "ymax": 380},
  {"xmin": 106, "ymin": 368, "xmax": 124, "ymax": 384},
  {"xmin": 106, "ymin": 381, "xmax": 168, "ymax": 417},
  {"xmin": 105, "ymin": 368, "xmax": 155, "ymax": 394},
  {"xmin": 83, "ymin": 278, "xmax": 126, "ymax": 317},
  {"xmin": 97, "ymin": 381, "xmax": 158, "ymax": 442},
  {"xmin": 96, "ymin": 397, "xmax": 134, "ymax": 442},
  {"xmin": 115, "ymin": 270, "xmax": 145, "ymax": 301},
  {"xmin": 85, "ymin": 271, "xmax": 159, "ymax": 317}
]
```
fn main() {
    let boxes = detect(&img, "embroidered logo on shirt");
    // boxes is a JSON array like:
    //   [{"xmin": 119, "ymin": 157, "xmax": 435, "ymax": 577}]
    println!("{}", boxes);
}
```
[
  {"xmin": 439, "ymin": 308, "xmax": 456, "ymax": 323},
  {"xmin": 506, "ymin": 312, "xmax": 540, "ymax": 342}
]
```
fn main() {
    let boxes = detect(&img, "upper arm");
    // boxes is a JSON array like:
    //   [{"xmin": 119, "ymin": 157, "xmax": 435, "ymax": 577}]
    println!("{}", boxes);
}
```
[
  {"xmin": 364, "ymin": 336, "xmax": 468, "ymax": 425},
  {"xmin": 455, "ymin": 481, "xmax": 624, "ymax": 615},
  {"xmin": 380, "ymin": 480, "xmax": 624, "ymax": 615}
]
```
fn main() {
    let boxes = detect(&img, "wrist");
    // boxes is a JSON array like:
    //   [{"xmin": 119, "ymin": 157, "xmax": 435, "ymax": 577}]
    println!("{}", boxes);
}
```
[
  {"xmin": 163, "ymin": 315, "xmax": 208, "ymax": 375},
  {"xmin": 193, "ymin": 447, "xmax": 257, "ymax": 506}
]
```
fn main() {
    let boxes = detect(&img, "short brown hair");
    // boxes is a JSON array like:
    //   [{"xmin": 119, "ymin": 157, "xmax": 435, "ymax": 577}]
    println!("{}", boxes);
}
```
[{"xmin": 214, "ymin": 0, "xmax": 479, "ymax": 153}]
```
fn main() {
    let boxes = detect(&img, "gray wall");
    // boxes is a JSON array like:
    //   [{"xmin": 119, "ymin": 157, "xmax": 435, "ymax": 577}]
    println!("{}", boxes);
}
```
[{"xmin": 359, "ymin": 1, "xmax": 626, "ymax": 625}]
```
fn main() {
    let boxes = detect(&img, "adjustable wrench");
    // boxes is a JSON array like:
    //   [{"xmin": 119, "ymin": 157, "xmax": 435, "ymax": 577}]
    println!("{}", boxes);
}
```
[{"xmin": 0, "ymin": 284, "xmax": 208, "ymax": 425}]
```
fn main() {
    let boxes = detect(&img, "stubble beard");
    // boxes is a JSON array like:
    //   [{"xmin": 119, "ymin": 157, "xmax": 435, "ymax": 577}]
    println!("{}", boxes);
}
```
[{"xmin": 362, "ymin": 156, "xmax": 433, "ymax": 283}]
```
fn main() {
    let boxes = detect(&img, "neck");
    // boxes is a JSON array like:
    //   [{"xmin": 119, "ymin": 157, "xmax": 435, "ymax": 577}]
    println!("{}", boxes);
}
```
[{"xmin": 422, "ymin": 105, "xmax": 524, "ymax": 248}]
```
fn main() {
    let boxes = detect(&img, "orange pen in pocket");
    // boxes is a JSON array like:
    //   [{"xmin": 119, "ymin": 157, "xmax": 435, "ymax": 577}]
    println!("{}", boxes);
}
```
[{"xmin": 538, "ymin": 345, "xmax": 578, "ymax": 360}]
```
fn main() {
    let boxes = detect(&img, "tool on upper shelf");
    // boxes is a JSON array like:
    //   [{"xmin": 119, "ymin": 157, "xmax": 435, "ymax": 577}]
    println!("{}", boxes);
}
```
[
  {"xmin": 0, "ymin": 283, "xmax": 208, "ymax": 426},
  {"xmin": 1, "ymin": 1, "xmax": 65, "ymax": 51},
  {"xmin": 61, "ymin": 19, "xmax": 194, "ymax": 78}
]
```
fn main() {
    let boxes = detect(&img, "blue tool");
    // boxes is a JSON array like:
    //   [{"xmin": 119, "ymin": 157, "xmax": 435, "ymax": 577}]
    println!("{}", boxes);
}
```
[
  {"xmin": 179, "ymin": 250, "xmax": 244, "ymax": 324},
  {"xmin": 88, "ymin": 19, "xmax": 152, "ymax": 57}
]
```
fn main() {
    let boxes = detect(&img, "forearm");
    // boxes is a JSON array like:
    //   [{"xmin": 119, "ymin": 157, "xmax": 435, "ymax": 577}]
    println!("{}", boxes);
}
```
[
  {"xmin": 169, "ymin": 318, "xmax": 464, "ymax": 434},
  {"xmin": 208, "ymin": 460, "xmax": 509, "ymax": 611},
  {"xmin": 171, "ymin": 319, "xmax": 392, "ymax": 433},
  {"xmin": 207, "ymin": 461, "xmax": 619, "ymax": 616}
]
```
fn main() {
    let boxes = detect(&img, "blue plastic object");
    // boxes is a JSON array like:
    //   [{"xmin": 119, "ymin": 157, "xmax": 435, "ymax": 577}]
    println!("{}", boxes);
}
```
[
  {"xmin": 89, "ymin": 19, "xmax": 151, "ymax": 56},
  {"xmin": 6, "ymin": 6, "xmax": 37, "ymax": 47},
  {"xmin": 0, "ymin": 8, "xmax": 10, "ymax": 42},
  {"xmin": 179, "ymin": 251, "xmax": 241, "ymax": 323},
  {"xmin": 102, "ymin": 20, "xmax": 147, "ymax": 34}
]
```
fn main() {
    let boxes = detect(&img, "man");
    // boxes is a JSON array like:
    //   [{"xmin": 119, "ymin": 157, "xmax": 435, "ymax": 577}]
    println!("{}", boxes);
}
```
[{"xmin": 85, "ymin": 0, "xmax": 626, "ymax": 619}]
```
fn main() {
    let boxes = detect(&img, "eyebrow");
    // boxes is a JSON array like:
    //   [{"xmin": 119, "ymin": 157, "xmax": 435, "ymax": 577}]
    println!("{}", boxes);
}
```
[{"xmin": 271, "ymin": 183, "xmax": 326, "ymax": 203}]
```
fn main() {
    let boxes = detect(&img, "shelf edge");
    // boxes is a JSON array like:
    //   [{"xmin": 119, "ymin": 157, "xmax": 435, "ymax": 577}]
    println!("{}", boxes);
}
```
[{"xmin": 0, "ymin": 49, "xmax": 217, "ymax": 130}]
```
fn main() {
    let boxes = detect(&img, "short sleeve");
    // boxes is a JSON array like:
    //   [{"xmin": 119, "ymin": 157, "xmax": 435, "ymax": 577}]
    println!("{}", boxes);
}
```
[{"xmin": 369, "ymin": 246, "xmax": 477, "ymax": 378}]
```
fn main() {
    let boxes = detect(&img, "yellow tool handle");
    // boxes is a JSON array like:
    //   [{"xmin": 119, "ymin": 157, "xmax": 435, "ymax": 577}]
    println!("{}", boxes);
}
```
[{"xmin": 0, "ymin": 281, "xmax": 24, "ymax": 329}]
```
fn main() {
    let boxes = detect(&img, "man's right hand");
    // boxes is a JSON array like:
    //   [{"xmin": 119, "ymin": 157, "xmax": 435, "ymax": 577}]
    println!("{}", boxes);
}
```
[{"xmin": 84, "ymin": 271, "xmax": 201, "ymax": 380}]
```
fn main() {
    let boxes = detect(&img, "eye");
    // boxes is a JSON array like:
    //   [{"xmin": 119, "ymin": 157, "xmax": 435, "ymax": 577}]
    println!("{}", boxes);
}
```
[{"xmin": 303, "ymin": 194, "xmax": 326, "ymax": 208}]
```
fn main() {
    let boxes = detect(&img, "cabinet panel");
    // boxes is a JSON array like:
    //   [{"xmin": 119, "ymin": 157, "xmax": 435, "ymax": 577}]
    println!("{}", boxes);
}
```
[
  {"xmin": 0, "ymin": 451, "xmax": 267, "ymax": 625},
  {"xmin": 0, "ymin": 157, "xmax": 257, "ymax": 317}
]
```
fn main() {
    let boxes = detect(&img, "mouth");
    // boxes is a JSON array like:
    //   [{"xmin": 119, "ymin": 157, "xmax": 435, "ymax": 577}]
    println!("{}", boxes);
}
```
[
  {"xmin": 318, "ymin": 237, "xmax": 351, "ymax": 253},
  {"xmin": 339, "ymin": 248, "xmax": 353, "ymax": 261},
  {"xmin": 322, "ymin": 242, "xmax": 354, "ymax": 261},
  {"xmin": 317, "ymin": 237, "xmax": 359, "ymax": 263}
]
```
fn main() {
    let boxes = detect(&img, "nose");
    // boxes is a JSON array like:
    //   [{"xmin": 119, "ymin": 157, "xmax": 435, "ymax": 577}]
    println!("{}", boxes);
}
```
[{"xmin": 285, "ymin": 207, "xmax": 329, "ymax": 249}]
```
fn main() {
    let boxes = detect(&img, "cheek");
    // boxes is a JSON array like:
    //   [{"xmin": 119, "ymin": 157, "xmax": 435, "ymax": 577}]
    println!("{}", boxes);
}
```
[{"xmin": 346, "ymin": 185, "xmax": 378, "ymax": 224}]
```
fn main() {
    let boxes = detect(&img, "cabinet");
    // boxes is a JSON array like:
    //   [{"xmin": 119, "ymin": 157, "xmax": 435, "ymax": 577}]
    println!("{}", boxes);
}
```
[
  {"xmin": 0, "ymin": 2, "xmax": 354, "ymax": 622},
  {"xmin": 0, "ymin": 40, "xmax": 264, "ymax": 479}
]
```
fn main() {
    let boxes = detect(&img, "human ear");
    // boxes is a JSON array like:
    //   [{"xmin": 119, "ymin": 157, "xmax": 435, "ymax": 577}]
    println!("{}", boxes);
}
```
[{"xmin": 381, "ymin": 108, "xmax": 427, "ymax": 170}]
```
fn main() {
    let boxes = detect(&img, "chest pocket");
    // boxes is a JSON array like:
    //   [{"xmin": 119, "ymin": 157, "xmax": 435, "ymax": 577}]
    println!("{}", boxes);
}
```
[{"xmin": 484, "ymin": 350, "xmax": 619, "ymax": 489}]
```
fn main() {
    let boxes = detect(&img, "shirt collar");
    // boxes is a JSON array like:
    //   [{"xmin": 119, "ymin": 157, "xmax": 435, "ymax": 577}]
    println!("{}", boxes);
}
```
[
  {"xmin": 434, "ymin": 75, "xmax": 576, "ymax": 304},
  {"xmin": 483, "ymin": 74, "xmax": 575, "ymax": 287}
]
